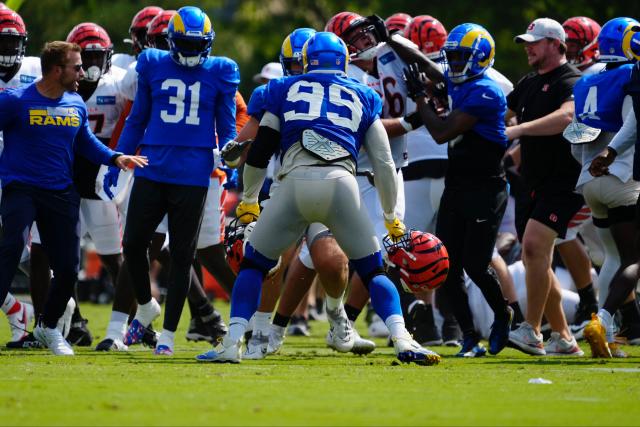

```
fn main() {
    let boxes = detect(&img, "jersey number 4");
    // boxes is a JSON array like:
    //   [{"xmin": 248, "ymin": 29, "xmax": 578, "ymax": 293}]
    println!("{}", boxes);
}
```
[
  {"xmin": 160, "ymin": 79, "xmax": 201, "ymax": 125},
  {"xmin": 284, "ymin": 81, "xmax": 363, "ymax": 132}
]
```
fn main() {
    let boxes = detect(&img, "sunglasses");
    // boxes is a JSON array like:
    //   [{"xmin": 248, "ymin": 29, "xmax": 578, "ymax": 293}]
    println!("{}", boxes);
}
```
[{"xmin": 59, "ymin": 63, "xmax": 83, "ymax": 72}]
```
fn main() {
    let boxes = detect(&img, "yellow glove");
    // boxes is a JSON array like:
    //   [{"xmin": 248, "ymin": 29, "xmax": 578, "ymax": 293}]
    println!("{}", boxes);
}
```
[
  {"xmin": 236, "ymin": 201, "xmax": 260, "ymax": 224},
  {"xmin": 385, "ymin": 217, "xmax": 406, "ymax": 242}
]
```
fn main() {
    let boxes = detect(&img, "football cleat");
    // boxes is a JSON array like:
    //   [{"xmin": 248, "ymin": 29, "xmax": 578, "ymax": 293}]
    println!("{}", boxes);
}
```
[
  {"xmin": 6, "ymin": 332, "xmax": 44, "ymax": 349},
  {"xmin": 392, "ymin": 332, "xmax": 441, "ymax": 366},
  {"xmin": 367, "ymin": 313, "xmax": 390, "ymax": 338},
  {"xmin": 154, "ymin": 344, "xmax": 174, "ymax": 356},
  {"xmin": 266, "ymin": 325, "xmax": 285, "ymax": 355},
  {"xmin": 66, "ymin": 318, "xmax": 93, "ymax": 346},
  {"xmin": 6, "ymin": 300, "xmax": 33, "ymax": 343},
  {"xmin": 609, "ymin": 342, "xmax": 628, "ymax": 358},
  {"xmin": 350, "ymin": 326, "xmax": 376, "ymax": 355},
  {"xmin": 509, "ymin": 322, "xmax": 546, "ymax": 356},
  {"xmin": 456, "ymin": 333, "xmax": 487, "ymax": 358},
  {"xmin": 33, "ymin": 322, "xmax": 74, "ymax": 356},
  {"xmin": 185, "ymin": 315, "xmax": 227, "ymax": 344},
  {"xmin": 56, "ymin": 298, "xmax": 76, "ymax": 339},
  {"xmin": 124, "ymin": 319, "xmax": 158, "ymax": 346},
  {"xmin": 583, "ymin": 314, "xmax": 612, "ymax": 358},
  {"xmin": 196, "ymin": 337, "xmax": 241, "ymax": 363},
  {"xmin": 488, "ymin": 307, "xmax": 513, "ymax": 355},
  {"xmin": 442, "ymin": 316, "xmax": 462, "ymax": 347},
  {"xmin": 287, "ymin": 316, "xmax": 310, "ymax": 337},
  {"xmin": 244, "ymin": 331, "xmax": 269, "ymax": 360},
  {"xmin": 95, "ymin": 337, "xmax": 128, "ymax": 352},
  {"xmin": 325, "ymin": 307, "xmax": 355, "ymax": 353}
]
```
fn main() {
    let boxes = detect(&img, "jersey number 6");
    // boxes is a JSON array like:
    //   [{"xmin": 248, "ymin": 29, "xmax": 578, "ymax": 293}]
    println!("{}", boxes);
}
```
[{"xmin": 284, "ymin": 81, "xmax": 363, "ymax": 132}]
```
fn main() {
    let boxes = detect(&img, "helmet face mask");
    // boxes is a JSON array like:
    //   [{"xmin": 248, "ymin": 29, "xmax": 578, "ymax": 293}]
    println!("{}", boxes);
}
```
[
  {"xmin": 0, "ymin": 9, "xmax": 27, "ymax": 71},
  {"xmin": 66, "ymin": 22, "xmax": 112, "ymax": 82},
  {"xmin": 343, "ymin": 23, "xmax": 379, "ymax": 60},
  {"xmin": 167, "ymin": 6, "xmax": 214, "ymax": 67},
  {"xmin": 80, "ymin": 49, "xmax": 111, "ymax": 82},
  {"xmin": 563, "ymin": 17, "xmax": 601, "ymax": 68}
]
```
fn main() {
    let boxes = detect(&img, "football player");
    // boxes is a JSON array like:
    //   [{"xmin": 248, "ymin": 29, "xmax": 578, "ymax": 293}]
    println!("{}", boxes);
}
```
[
  {"xmin": 198, "ymin": 31, "xmax": 440, "ymax": 365},
  {"xmin": 0, "ymin": 8, "xmax": 40, "ymax": 347},
  {"xmin": 576, "ymin": 18, "xmax": 640, "ymax": 356},
  {"xmin": 402, "ymin": 23, "xmax": 515, "ymax": 356},
  {"xmin": 104, "ymin": 6, "xmax": 239, "ymax": 356},
  {"xmin": 111, "ymin": 6, "xmax": 163, "ymax": 69}
]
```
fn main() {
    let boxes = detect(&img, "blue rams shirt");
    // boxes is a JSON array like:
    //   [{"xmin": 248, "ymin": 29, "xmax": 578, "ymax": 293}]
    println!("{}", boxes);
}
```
[
  {"xmin": 264, "ymin": 72, "xmax": 382, "ymax": 162},
  {"xmin": 0, "ymin": 83, "xmax": 115, "ymax": 190},
  {"xmin": 116, "ymin": 48, "xmax": 240, "ymax": 187},
  {"xmin": 445, "ymin": 73, "xmax": 508, "ymax": 184},
  {"xmin": 247, "ymin": 84, "xmax": 267, "ymax": 121},
  {"xmin": 575, "ymin": 63, "xmax": 634, "ymax": 132}
]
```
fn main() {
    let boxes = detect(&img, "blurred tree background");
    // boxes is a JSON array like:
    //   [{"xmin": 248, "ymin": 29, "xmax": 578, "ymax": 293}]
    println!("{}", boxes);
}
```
[{"xmin": 8, "ymin": 0, "xmax": 640, "ymax": 96}]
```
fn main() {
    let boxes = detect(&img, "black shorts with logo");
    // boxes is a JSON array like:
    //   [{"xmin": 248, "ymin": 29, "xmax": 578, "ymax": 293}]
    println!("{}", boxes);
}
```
[{"xmin": 515, "ymin": 190, "xmax": 585, "ymax": 241}]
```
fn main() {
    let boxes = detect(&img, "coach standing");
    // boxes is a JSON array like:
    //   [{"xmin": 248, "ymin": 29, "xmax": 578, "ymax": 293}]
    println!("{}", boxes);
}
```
[
  {"xmin": 505, "ymin": 18, "xmax": 584, "ymax": 356},
  {"xmin": 0, "ymin": 41, "xmax": 146, "ymax": 355}
]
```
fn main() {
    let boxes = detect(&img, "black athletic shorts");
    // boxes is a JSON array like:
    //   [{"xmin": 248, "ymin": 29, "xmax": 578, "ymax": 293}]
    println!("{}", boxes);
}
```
[{"xmin": 515, "ymin": 190, "xmax": 585, "ymax": 241}]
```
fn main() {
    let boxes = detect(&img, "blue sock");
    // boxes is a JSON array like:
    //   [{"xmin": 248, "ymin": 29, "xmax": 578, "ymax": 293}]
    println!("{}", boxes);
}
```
[
  {"xmin": 369, "ymin": 274, "xmax": 403, "ymax": 322},
  {"xmin": 229, "ymin": 268, "xmax": 263, "ymax": 321}
]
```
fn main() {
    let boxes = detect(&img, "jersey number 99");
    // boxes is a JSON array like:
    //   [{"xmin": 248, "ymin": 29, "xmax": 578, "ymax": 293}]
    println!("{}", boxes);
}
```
[{"xmin": 284, "ymin": 81, "xmax": 363, "ymax": 132}]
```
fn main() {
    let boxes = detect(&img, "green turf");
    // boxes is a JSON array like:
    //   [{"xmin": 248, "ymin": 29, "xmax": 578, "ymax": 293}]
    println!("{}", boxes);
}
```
[{"xmin": 1, "ymin": 301, "xmax": 639, "ymax": 426}]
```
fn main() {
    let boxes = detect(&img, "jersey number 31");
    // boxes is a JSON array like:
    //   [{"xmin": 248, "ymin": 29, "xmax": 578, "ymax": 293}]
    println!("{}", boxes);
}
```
[
  {"xmin": 160, "ymin": 79, "xmax": 201, "ymax": 125},
  {"xmin": 284, "ymin": 81, "xmax": 363, "ymax": 132}
]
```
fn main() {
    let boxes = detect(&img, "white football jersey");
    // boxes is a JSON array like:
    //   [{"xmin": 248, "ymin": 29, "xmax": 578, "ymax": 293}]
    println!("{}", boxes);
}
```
[
  {"xmin": 84, "ymin": 65, "xmax": 128, "ymax": 139},
  {"xmin": 486, "ymin": 67, "xmax": 514, "ymax": 97},
  {"xmin": 582, "ymin": 62, "xmax": 606, "ymax": 76},
  {"xmin": 350, "ymin": 42, "xmax": 410, "ymax": 171},
  {"xmin": 111, "ymin": 53, "xmax": 135, "ymax": 70},
  {"xmin": 120, "ymin": 60, "xmax": 138, "ymax": 101}
]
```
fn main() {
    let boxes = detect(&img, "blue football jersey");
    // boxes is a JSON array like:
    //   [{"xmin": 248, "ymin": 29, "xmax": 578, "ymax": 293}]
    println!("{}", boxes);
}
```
[
  {"xmin": 247, "ymin": 84, "xmax": 267, "ymax": 121},
  {"xmin": 264, "ymin": 72, "xmax": 382, "ymax": 161},
  {"xmin": 575, "ymin": 64, "xmax": 633, "ymax": 132},
  {"xmin": 116, "ymin": 48, "xmax": 240, "ymax": 186},
  {"xmin": 447, "ymin": 74, "xmax": 508, "ymax": 147}
]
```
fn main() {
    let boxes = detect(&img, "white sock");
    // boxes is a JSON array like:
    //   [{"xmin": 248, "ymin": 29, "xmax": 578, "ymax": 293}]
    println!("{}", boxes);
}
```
[
  {"xmin": 253, "ymin": 311, "xmax": 272, "ymax": 337},
  {"xmin": 106, "ymin": 311, "xmax": 129, "ymax": 340},
  {"xmin": 227, "ymin": 317, "xmax": 249, "ymax": 343},
  {"xmin": 325, "ymin": 294, "xmax": 344, "ymax": 312},
  {"xmin": 597, "ymin": 308, "xmax": 614, "ymax": 343},
  {"xmin": 135, "ymin": 299, "xmax": 158, "ymax": 326},
  {"xmin": 157, "ymin": 329, "xmax": 175, "ymax": 348},
  {"xmin": 2, "ymin": 293, "xmax": 17, "ymax": 314},
  {"xmin": 385, "ymin": 314, "xmax": 406, "ymax": 338}
]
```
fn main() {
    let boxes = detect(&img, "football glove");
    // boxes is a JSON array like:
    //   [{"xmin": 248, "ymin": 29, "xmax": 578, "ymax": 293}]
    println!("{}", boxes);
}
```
[
  {"xmin": 367, "ymin": 14, "xmax": 389, "ymax": 43},
  {"xmin": 384, "ymin": 217, "xmax": 407, "ymax": 242},
  {"xmin": 403, "ymin": 63, "xmax": 429, "ymax": 101},
  {"xmin": 221, "ymin": 139, "xmax": 252, "ymax": 168},
  {"xmin": 103, "ymin": 166, "xmax": 120, "ymax": 200},
  {"xmin": 235, "ymin": 201, "xmax": 260, "ymax": 224}
]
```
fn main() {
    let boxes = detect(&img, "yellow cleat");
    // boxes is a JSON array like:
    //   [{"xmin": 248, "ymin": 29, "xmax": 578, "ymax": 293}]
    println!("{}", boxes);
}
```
[{"xmin": 583, "ymin": 313, "xmax": 612, "ymax": 358}]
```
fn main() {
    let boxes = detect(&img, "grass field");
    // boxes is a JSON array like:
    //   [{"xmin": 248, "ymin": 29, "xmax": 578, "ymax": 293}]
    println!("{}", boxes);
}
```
[{"xmin": 1, "ymin": 301, "xmax": 639, "ymax": 426}]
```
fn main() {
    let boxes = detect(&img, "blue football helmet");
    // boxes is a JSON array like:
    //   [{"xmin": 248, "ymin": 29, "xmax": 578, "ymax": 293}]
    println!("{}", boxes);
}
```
[
  {"xmin": 280, "ymin": 28, "xmax": 316, "ymax": 76},
  {"xmin": 302, "ymin": 31, "xmax": 349, "ymax": 73},
  {"xmin": 598, "ymin": 17, "xmax": 639, "ymax": 62},
  {"xmin": 442, "ymin": 23, "xmax": 495, "ymax": 84},
  {"xmin": 167, "ymin": 6, "xmax": 214, "ymax": 67}
]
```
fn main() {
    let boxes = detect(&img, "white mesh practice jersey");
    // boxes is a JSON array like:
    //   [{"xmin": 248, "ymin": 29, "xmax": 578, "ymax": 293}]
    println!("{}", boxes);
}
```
[
  {"xmin": 120, "ymin": 60, "xmax": 138, "ymax": 101},
  {"xmin": 84, "ymin": 65, "xmax": 127, "ymax": 139},
  {"xmin": 111, "ymin": 53, "xmax": 135, "ymax": 70},
  {"xmin": 350, "ymin": 42, "xmax": 410, "ymax": 171}
]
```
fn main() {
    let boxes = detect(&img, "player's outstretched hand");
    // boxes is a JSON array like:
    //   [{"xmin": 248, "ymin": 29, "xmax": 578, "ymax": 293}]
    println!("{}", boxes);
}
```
[
  {"xmin": 115, "ymin": 154, "xmax": 148, "ymax": 170},
  {"xmin": 236, "ymin": 201, "xmax": 260, "ymax": 224},
  {"xmin": 385, "ymin": 217, "xmax": 407, "ymax": 243},
  {"xmin": 103, "ymin": 166, "xmax": 120, "ymax": 200},
  {"xmin": 221, "ymin": 139, "xmax": 252, "ymax": 168},
  {"xmin": 403, "ymin": 63, "xmax": 428, "ymax": 101},
  {"xmin": 367, "ymin": 14, "xmax": 389, "ymax": 43}
]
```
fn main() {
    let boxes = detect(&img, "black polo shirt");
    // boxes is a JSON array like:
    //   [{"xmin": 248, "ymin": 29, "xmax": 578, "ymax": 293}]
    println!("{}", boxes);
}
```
[{"xmin": 507, "ymin": 63, "xmax": 582, "ymax": 194}]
